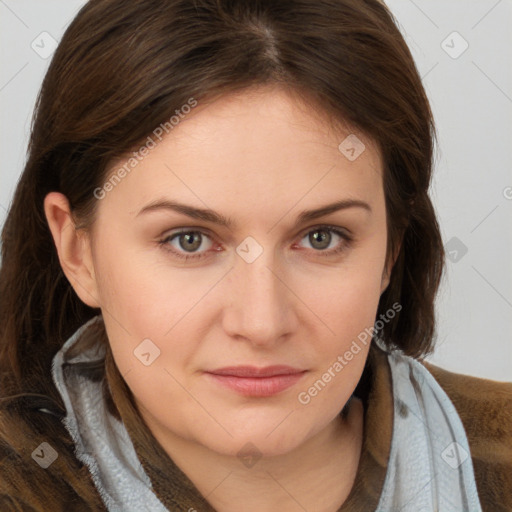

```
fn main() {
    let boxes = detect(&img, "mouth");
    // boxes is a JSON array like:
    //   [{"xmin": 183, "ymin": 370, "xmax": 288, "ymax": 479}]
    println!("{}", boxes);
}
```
[{"xmin": 204, "ymin": 365, "xmax": 307, "ymax": 397}]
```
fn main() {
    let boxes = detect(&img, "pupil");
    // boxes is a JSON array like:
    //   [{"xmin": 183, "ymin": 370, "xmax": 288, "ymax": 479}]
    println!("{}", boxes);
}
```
[
  {"xmin": 181, "ymin": 232, "xmax": 201, "ymax": 251},
  {"xmin": 310, "ymin": 230, "xmax": 331, "ymax": 250}
]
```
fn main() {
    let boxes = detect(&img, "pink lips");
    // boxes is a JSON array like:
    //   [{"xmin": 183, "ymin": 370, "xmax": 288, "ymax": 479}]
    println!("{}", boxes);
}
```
[{"xmin": 204, "ymin": 365, "xmax": 307, "ymax": 397}]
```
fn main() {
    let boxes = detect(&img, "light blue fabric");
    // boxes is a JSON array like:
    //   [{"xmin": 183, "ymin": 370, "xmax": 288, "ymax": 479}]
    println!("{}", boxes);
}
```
[
  {"xmin": 375, "ymin": 351, "xmax": 482, "ymax": 511},
  {"xmin": 51, "ymin": 315, "xmax": 168, "ymax": 512},
  {"xmin": 52, "ymin": 314, "xmax": 482, "ymax": 511}
]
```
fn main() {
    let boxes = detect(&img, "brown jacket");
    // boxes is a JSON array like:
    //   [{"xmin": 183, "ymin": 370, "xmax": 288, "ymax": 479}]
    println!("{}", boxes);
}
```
[{"xmin": 0, "ymin": 344, "xmax": 511, "ymax": 511}]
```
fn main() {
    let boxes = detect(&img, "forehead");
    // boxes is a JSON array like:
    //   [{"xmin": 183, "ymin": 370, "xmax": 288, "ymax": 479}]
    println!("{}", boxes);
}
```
[
  {"xmin": 99, "ymin": 86, "xmax": 384, "ymax": 221},
  {"xmin": 165, "ymin": 85, "xmax": 380, "ymax": 165}
]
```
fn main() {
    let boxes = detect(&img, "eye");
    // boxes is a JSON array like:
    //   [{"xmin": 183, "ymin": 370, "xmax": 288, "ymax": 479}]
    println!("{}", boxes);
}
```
[
  {"xmin": 158, "ymin": 229, "xmax": 216, "ymax": 260},
  {"xmin": 296, "ymin": 225, "xmax": 352, "ymax": 256}
]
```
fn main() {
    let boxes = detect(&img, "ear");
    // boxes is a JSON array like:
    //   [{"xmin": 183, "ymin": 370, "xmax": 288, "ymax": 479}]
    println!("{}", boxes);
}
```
[
  {"xmin": 43, "ymin": 192, "xmax": 101, "ymax": 308},
  {"xmin": 380, "ymin": 237, "xmax": 402, "ymax": 295}
]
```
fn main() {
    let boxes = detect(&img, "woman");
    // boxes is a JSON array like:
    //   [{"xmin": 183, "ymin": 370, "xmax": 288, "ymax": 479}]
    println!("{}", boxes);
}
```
[{"xmin": 0, "ymin": 0, "xmax": 510, "ymax": 510}]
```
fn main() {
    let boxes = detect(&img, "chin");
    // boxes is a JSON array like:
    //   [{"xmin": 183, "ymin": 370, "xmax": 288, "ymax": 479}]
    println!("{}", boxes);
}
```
[
  {"xmin": 193, "ymin": 416, "xmax": 318, "ymax": 460},
  {"xmin": 208, "ymin": 434, "xmax": 304, "ymax": 461}
]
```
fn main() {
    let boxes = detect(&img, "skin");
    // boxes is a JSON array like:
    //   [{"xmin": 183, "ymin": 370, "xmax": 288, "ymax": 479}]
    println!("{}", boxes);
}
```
[{"xmin": 45, "ymin": 84, "xmax": 397, "ymax": 511}]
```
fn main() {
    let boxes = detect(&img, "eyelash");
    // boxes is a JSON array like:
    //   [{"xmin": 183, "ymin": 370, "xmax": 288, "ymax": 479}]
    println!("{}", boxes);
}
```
[{"xmin": 157, "ymin": 225, "xmax": 353, "ymax": 262}]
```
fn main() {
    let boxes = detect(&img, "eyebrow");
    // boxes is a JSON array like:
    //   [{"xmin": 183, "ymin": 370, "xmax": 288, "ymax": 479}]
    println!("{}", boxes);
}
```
[{"xmin": 136, "ymin": 198, "xmax": 371, "ymax": 230}]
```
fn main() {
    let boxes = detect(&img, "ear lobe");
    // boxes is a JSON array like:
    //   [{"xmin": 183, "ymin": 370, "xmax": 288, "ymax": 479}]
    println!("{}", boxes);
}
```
[
  {"xmin": 43, "ymin": 192, "xmax": 101, "ymax": 308},
  {"xmin": 380, "ymin": 238, "xmax": 403, "ymax": 295},
  {"xmin": 380, "ymin": 265, "xmax": 391, "ymax": 295}
]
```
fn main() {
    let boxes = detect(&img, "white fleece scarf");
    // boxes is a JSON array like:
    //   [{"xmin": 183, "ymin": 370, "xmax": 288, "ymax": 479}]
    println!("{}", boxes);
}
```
[{"xmin": 51, "ymin": 315, "xmax": 482, "ymax": 511}]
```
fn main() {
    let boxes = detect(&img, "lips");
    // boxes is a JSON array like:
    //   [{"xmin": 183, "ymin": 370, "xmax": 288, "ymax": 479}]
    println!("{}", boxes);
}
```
[{"xmin": 204, "ymin": 365, "xmax": 307, "ymax": 397}]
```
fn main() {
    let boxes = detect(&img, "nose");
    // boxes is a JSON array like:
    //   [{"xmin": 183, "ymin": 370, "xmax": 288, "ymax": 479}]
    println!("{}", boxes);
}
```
[{"xmin": 221, "ymin": 246, "xmax": 297, "ymax": 347}]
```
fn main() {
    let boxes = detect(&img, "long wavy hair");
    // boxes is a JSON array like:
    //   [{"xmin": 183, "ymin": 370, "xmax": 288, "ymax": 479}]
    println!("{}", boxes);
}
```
[{"xmin": 0, "ymin": 0, "xmax": 443, "ymax": 507}]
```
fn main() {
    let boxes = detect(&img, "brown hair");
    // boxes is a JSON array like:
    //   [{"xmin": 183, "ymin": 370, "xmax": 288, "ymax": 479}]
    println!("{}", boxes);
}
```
[{"xmin": 0, "ymin": 0, "xmax": 443, "ymax": 505}]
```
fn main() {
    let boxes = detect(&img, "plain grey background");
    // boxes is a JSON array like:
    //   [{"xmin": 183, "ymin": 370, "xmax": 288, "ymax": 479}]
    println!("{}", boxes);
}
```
[{"xmin": 0, "ymin": 0, "xmax": 511, "ymax": 381}]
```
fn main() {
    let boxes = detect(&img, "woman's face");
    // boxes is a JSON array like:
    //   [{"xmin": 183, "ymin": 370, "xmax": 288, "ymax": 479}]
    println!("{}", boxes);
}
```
[{"xmin": 83, "ymin": 86, "xmax": 391, "ymax": 458}]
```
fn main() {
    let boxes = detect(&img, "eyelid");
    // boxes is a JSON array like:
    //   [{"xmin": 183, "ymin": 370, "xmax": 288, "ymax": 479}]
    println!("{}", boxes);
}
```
[{"xmin": 296, "ymin": 223, "xmax": 352, "ymax": 240}]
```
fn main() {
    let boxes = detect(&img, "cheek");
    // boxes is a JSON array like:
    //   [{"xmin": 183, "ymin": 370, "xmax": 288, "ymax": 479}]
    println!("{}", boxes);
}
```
[
  {"xmin": 92, "ymin": 230, "xmax": 173, "ymax": 333},
  {"xmin": 324, "ymin": 275, "xmax": 381, "ymax": 325},
  {"xmin": 308, "ymin": 282, "xmax": 379, "ymax": 399},
  {"xmin": 307, "ymin": 259, "xmax": 386, "ymax": 344},
  {"xmin": 94, "ymin": 233, "xmax": 216, "ymax": 331},
  {"xmin": 294, "ymin": 270, "xmax": 381, "ymax": 420},
  {"xmin": 90, "ymin": 234, "xmax": 180, "ymax": 377}
]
